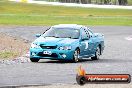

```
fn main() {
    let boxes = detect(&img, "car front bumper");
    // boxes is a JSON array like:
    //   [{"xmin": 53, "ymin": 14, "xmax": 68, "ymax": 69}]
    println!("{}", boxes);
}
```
[{"xmin": 30, "ymin": 48, "xmax": 75, "ymax": 60}]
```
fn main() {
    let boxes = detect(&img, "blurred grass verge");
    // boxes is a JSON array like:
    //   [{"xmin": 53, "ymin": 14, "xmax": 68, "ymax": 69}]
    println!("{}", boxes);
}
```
[
  {"xmin": 0, "ymin": 51, "xmax": 18, "ymax": 59},
  {"xmin": 0, "ymin": 1, "xmax": 132, "ymax": 25}
]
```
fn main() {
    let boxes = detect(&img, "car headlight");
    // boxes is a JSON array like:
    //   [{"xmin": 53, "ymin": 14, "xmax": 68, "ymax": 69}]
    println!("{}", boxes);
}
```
[
  {"xmin": 31, "ymin": 43, "xmax": 40, "ymax": 48},
  {"xmin": 59, "ymin": 46, "xmax": 72, "ymax": 50}
]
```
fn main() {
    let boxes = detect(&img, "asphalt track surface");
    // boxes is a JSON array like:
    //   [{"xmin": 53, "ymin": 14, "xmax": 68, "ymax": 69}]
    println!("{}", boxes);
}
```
[{"xmin": 0, "ymin": 26, "xmax": 132, "ymax": 87}]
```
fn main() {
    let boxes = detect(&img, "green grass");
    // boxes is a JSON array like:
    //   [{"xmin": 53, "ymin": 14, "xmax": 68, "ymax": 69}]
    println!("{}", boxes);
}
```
[
  {"xmin": 0, "ymin": 1, "xmax": 132, "ymax": 26},
  {"xmin": 0, "ymin": 51, "xmax": 18, "ymax": 59},
  {"xmin": 127, "ymin": 0, "xmax": 132, "ymax": 5}
]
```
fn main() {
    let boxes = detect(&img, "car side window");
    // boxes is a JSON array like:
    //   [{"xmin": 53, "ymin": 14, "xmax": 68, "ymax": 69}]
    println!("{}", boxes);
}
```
[
  {"xmin": 87, "ymin": 28, "xmax": 93, "ymax": 36},
  {"xmin": 88, "ymin": 31, "xmax": 92, "ymax": 36},
  {"xmin": 83, "ymin": 28, "xmax": 90, "ymax": 38},
  {"xmin": 82, "ymin": 28, "xmax": 89, "ymax": 39}
]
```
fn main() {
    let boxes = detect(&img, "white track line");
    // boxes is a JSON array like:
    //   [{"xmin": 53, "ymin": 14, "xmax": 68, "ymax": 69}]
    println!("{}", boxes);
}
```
[{"xmin": 125, "ymin": 36, "xmax": 132, "ymax": 41}]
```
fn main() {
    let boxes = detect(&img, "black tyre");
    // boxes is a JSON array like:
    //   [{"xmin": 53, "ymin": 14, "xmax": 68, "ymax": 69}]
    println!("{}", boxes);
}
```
[
  {"xmin": 91, "ymin": 46, "xmax": 100, "ymax": 60},
  {"xmin": 73, "ymin": 49, "xmax": 80, "ymax": 63},
  {"xmin": 30, "ymin": 58, "xmax": 40, "ymax": 62},
  {"xmin": 76, "ymin": 75, "xmax": 86, "ymax": 85}
]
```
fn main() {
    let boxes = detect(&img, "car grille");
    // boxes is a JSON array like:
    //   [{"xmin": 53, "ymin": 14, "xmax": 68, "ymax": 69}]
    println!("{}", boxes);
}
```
[
  {"xmin": 40, "ymin": 45, "xmax": 57, "ymax": 49},
  {"xmin": 37, "ymin": 52, "xmax": 58, "ymax": 58}
]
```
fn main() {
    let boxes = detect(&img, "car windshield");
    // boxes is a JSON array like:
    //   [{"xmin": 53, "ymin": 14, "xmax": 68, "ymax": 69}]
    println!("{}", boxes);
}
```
[{"xmin": 42, "ymin": 27, "xmax": 80, "ymax": 39}]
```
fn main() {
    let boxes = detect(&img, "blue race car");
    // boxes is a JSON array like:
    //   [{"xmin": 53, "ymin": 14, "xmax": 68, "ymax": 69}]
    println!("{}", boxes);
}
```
[{"xmin": 30, "ymin": 24, "xmax": 104, "ymax": 62}]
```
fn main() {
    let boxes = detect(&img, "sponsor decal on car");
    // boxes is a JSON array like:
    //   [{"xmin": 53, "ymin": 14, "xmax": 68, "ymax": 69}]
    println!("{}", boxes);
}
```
[{"xmin": 43, "ymin": 51, "xmax": 52, "ymax": 55}]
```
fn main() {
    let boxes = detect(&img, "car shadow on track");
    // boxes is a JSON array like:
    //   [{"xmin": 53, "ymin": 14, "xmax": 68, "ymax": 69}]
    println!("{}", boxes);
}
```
[
  {"xmin": 38, "ymin": 58, "xmax": 132, "ymax": 64},
  {"xmin": 91, "ymin": 58, "xmax": 132, "ymax": 63},
  {"xmin": 39, "ymin": 59, "xmax": 93, "ymax": 64}
]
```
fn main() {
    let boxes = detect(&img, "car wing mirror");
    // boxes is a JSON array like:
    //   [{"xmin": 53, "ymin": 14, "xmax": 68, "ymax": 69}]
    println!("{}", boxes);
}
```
[{"xmin": 35, "ymin": 34, "xmax": 41, "ymax": 37}]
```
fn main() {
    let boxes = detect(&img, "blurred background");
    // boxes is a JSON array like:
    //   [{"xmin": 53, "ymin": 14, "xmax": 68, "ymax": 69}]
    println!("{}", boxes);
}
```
[{"xmin": 34, "ymin": 0, "xmax": 132, "ymax": 5}]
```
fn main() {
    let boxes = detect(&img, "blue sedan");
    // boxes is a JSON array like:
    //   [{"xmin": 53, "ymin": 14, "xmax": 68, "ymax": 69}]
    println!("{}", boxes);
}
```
[{"xmin": 30, "ymin": 24, "xmax": 104, "ymax": 62}]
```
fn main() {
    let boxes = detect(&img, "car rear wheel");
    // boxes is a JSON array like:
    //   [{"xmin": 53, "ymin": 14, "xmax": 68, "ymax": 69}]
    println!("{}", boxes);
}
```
[
  {"xmin": 91, "ymin": 46, "xmax": 100, "ymax": 60},
  {"xmin": 30, "ymin": 58, "xmax": 40, "ymax": 62},
  {"xmin": 73, "ymin": 49, "xmax": 80, "ymax": 63}
]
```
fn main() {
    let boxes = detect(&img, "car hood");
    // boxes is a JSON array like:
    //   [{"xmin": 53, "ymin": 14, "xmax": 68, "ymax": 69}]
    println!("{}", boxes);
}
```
[{"xmin": 33, "ymin": 37, "xmax": 78, "ymax": 46}]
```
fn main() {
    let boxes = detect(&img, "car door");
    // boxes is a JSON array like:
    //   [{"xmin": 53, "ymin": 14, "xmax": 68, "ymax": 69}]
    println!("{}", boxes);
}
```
[
  {"xmin": 86, "ymin": 28, "xmax": 95, "ymax": 55},
  {"xmin": 79, "ymin": 27, "xmax": 90, "ymax": 57},
  {"xmin": 79, "ymin": 27, "xmax": 94, "ymax": 57}
]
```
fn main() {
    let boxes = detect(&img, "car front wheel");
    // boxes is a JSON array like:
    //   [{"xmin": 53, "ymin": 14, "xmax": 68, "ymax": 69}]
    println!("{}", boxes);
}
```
[
  {"xmin": 91, "ymin": 46, "xmax": 100, "ymax": 60},
  {"xmin": 30, "ymin": 58, "xmax": 40, "ymax": 62}
]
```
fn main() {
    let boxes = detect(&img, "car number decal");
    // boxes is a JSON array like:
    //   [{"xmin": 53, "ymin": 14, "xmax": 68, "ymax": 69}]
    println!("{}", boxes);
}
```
[{"xmin": 84, "ymin": 41, "xmax": 88, "ymax": 49}]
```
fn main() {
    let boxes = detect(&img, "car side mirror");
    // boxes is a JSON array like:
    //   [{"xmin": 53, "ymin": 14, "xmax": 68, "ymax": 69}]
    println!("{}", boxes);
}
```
[{"xmin": 35, "ymin": 34, "xmax": 41, "ymax": 37}]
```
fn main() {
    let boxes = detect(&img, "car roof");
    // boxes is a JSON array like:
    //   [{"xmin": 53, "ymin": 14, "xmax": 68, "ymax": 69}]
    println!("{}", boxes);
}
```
[{"xmin": 52, "ymin": 24, "xmax": 83, "ymax": 29}]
